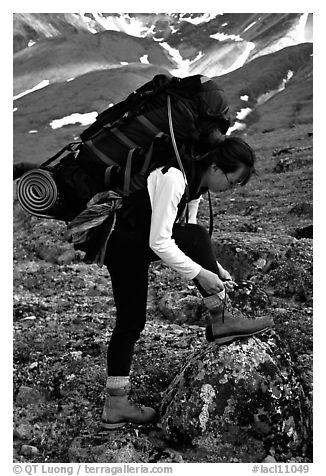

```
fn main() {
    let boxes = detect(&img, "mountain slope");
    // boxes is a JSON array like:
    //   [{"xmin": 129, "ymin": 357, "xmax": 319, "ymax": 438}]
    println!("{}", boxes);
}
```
[
  {"xmin": 14, "ymin": 30, "xmax": 174, "ymax": 96},
  {"xmin": 213, "ymin": 43, "xmax": 312, "ymax": 132},
  {"xmin": 13, "ymin": 43, "xmax": 312, "ymax": 164}
]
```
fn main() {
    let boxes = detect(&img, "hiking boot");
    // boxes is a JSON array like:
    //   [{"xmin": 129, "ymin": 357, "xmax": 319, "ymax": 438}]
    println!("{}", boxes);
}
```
[
  {"xmin": 101, "ymin": 385, "xmax": 156, "ymax": 429},
  {"xmin": 204, "ymin": 293, "xmax": 274, "ymax": 344}
]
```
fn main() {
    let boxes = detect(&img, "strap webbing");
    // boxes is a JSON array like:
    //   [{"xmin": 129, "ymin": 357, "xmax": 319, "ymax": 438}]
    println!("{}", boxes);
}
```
[
  {"xmin": 167, "ymin": 95, "xmax": 188, "ymax": 190},
  {"xmin": 140, "ymin": 132, "xmax": 165, "ymax": 175},
  {"xmin": 208, "ymin": 190, "xmax": 214, "ymax": 237},
  {"xmin": 123, "ymin": 149, "xmax": 136, "ymax": 196},
  {"xmin": 108, "ymin": 127, "xmax": 139, "ymax": 149},
  {"xmin": 135, "ymin": 115, "xmax": 161, "ymax": 136},
  {"xmin": 84, "ymin": 141, "xmax": 117, "ymax": 167},
  {"xmin": 104, "ymin": 165, "xmax": 115, "ymax": 188}
]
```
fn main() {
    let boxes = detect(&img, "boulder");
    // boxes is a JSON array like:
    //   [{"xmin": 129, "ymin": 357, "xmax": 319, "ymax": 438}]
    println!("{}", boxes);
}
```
[{"xmin": 160, "ymin": 331, "xmax": 310, "ymax": 463}]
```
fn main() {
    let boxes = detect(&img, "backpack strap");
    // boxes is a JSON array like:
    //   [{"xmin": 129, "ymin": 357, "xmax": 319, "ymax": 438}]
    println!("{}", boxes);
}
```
[
  {"xmin": 135, "ymin": 115, "xmax": 162, "ymax": 136},
  {"xmin": 167, "ymin": 95, "xmax": 189, "ymax": 199},
  {"xmin": 84, "ymin": 140, "xmax": 117, "ymax": 167},
  {"xmin": 107, "ymin": 127, "xmax": 139, "ymax": 149},
  {"xmin": 207, "ymin": 189, "xmax": 213, "ymax": 237},
  {"xmin": 139, "ymin": 132, "xmax": 165, "ymax": 175},
  {"xmin": 123, "ymin": 148, "xmax": 137, "ymax": 196}
]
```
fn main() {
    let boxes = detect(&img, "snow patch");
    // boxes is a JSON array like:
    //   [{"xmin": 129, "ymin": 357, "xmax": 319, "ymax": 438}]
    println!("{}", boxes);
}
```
[
  {"xmin": 13, "ymin": 108, "xmax": 18, "ymax": 112},
  {"xmin": 240, "ymin": 95, "xmax": 249, "ymax": 102},
  {"xmin": 120, "ymin": 62, "xmax": 129, "ymax": 65},
  {"xmin": 210, "ymin": 32, "xmax": 243, "ymax": 42},
  {"xmin": 257, "ymin": 70, "xmax": 294, "ymax": 106},
  {"xmin": 66, "ymin": 78, "xmax": 75, "ymax": 82},
  {"xmin": 28, "ymin": 130, "xmax": 38, "ymax": 134},
  {"xmin": 140, "ymin": 55, "xmax": 149, "ymax": 64},
  {"xmin": 228, "ymin": 107, "xmax": 253, "ymax": 134},
  {"xmin": 228, "ymin": 122, "xmax": 248, "ymax": 135},
  {"xmin": 50, "ymin": 112, "xmax": 97, "ymax": 130},
  {"xmin": 228, "ymin": 70, "xmax": 294, "ymax": 134},
  {"xmin": 28, "ymin": 40, "xmax": 36, "ymax": 47},
  {"xmin": 243, "ymin": 21, "xmax": 256, "ymax": 33},
  {"xmin": 180, "ymin": 13, "xmax": 220, "ymax": 25},
  {"xmin": 90, "ymin": 13, "xmax": 146, "ymax": 38},
  {"xmin": 160, "ymin": 43, "xmax": 203, "ymax": 77},
  {"xmin": 13, "ymin": 80, "xmax": 50, "ymax": 101},
  {"xmin": 237, "ymin": 107, "xmax": 252, "ymax": 121}
]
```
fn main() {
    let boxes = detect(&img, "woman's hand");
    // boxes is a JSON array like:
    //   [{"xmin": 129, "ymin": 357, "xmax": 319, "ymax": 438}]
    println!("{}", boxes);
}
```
[
  {"xmin": 195, "ymin": 268, "xmax": 225, "ymax": 295},
  {"xmin": 217, "ymin": 266, "xmax": 237, "ymax": 292}
]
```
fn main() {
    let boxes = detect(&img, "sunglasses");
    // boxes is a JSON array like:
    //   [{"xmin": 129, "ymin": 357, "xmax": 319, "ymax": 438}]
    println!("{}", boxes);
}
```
[{"xmin": 223, "ymin": 171, "xmax": 247, "ymax": 188}]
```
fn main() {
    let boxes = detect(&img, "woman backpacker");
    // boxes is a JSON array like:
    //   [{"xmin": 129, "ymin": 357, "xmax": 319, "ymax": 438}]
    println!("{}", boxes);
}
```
[{"xmin": 99, "ymin": 136, "xmax": 274, "ymax": 429}]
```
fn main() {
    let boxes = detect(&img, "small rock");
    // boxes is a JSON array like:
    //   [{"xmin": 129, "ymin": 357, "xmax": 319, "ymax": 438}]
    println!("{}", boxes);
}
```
[
  {"xmin": 36, "ymin": 246, "xmax": 59, "ymax": 263},
  {"xmin": 21, "ymin": 445, "xmax": 39, "ymax": 456},
  {"xmin": 57, "ymin": 249, "xmax": 76, "ymax": 265},
  {"xmin": 262, "ymin": 455, "xmax": 277, "ymax": 463},
  {"xmin": 273, "ymin": 157, "xmax": 295, "ymax": 173},
  {"xmin": 14, "ymin": 423, "xmax": 33, "ymax": 440},
  {"xmin": 16, "ymin": 386, "xmax": 47, "ymax": 406}
]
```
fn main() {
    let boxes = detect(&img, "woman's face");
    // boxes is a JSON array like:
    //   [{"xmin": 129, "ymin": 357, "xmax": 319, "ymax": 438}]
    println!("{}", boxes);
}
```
[{"xmin": 206, "ymin": 163, "xmax": 248, "ymax": 193}]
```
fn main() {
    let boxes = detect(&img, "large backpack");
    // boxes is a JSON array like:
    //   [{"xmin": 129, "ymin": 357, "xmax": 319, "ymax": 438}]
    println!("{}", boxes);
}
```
[{"xmin": 17, "ymin": 74, "xmax": 230, "ymax": 223}]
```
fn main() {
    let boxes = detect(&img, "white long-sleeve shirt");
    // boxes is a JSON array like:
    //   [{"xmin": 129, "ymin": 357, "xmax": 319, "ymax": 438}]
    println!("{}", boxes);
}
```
[{"xmin": 147, "ymin": 166, "xmax": 202, "ymax": 280}]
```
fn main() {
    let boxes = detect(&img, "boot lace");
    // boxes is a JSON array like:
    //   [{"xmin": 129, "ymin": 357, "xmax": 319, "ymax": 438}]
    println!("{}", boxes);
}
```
[{"xmin": 222, "ymin": 292, "xmax": 234, "ymax": 322}]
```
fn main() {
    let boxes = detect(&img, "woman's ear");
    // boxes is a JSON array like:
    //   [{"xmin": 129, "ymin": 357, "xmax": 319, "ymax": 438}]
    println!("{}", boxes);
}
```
[{"xmin": 210, "ymin": 163, "xmax": 219, "ymax": 174}]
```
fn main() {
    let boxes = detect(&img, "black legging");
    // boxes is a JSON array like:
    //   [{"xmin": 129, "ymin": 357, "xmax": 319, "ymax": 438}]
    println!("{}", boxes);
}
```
[{"xmin": 104, "ymin": 223, "xmax": 219, "ymax": 376}]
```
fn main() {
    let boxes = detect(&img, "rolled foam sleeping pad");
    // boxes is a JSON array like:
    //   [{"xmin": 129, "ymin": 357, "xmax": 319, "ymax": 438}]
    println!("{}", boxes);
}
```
[{"xmin": 16, "ymin": 168, "xmax": 65, "ymax": 219}]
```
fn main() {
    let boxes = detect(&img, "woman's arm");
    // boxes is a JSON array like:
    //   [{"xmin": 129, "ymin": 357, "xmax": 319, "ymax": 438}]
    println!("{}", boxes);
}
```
[{"xmin": 147, "ymin": 167, "xmax": 202, "ymax": 280}]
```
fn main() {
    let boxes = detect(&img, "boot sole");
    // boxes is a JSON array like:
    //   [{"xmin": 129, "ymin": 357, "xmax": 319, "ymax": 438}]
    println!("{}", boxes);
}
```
[
  {"xmin": 101, "ymin": 420, "xmax": 126, "ymax": 430},
  {"xmin": 212, "ymin": 326, "xmax": 273, "ymax": 345}
]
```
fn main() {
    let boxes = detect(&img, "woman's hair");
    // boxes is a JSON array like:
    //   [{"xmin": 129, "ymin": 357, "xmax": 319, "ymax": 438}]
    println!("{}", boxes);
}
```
[{"xmin": 200, "ymin": 136, "xmax": 256, "ymax": 186}]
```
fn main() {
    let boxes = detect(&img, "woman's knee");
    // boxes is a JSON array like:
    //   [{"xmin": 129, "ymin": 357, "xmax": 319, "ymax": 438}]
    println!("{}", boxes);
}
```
[{"xmin": 174, "ymin": 223, "xmax": 211, "ymax": 249}]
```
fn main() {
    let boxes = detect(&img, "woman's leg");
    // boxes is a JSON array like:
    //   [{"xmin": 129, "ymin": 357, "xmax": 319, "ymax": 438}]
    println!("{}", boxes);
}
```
[
  {"xmin": 102, "ymin": 228, "xmax": 156, "ymax": 427},
  {"xmin": 172, "ymin": 223, "xmax": 220, "ymax": 297},
  {"xmin": 104, "ymin": 228, "xmax": 153, "ymax": 376}
]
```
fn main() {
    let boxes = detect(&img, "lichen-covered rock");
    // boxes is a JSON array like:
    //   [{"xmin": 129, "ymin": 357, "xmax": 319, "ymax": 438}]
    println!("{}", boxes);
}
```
[
  {"xmin": 68, "ymin": 432, "xmax": 143, "ymax": 463},
  {"xmin": 211, "ymin": 232, "xmax": 297, "ymax": 282},
  {"xmin": 158, "ymin": 292, "xmax": 206, "ymax": 326},
  {"xmin": 160, "ymin": 331, "xmax": 310, "ymax": 463}
]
